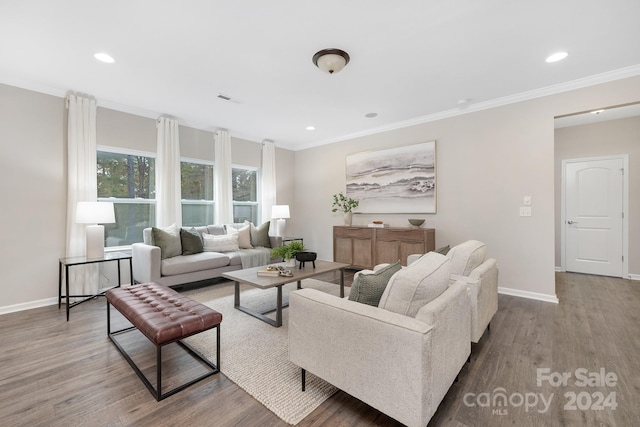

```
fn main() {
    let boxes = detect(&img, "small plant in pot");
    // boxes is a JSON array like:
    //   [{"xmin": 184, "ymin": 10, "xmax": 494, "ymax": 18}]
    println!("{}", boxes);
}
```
[
  {"xmin": 331, "ymin": 192, "xmax": 359, "ymax": 226},
  {"xmin": 271, "ymin": 241, "xmax": 305, "ymax": 267}
]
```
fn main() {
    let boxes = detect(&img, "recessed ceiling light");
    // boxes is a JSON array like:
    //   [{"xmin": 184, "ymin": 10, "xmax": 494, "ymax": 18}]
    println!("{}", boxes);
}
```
[
  {"xmin": 365, "ymin": 112, "xmax": 378, "ymax": 118},
  {"xmin": 306, "ymin": 125, "xmax": 316, "ymax": 131},
  {"xmin": 94, "ymin": 52, "xmax": 115, "ymax": 64},
  {"xmin": 590, "ymin": 109, "xmax": 605, "ymax": 115},
  {"xmin": 545, "ymin": 52, "xmax": 568, "ymax": 63}
]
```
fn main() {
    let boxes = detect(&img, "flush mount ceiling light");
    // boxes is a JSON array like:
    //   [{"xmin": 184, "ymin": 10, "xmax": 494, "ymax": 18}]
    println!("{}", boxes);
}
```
[
  {"xmin": 545, "ymin": 51, "xmax": 568, "ymax": 63},
  {"xmin": 94, "ymin": 52, "xmax": 115, "ymax": 64},
  {"xmin": 312, "ymin": 48, "xmax": 350, "ymax": 74},
  {"xmin": 306, "ymin": 125, "xmax": 316, "ymax": 131}
]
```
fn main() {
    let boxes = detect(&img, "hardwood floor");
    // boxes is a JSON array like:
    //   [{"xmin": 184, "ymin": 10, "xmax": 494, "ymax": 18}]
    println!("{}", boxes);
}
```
[{"xmin": 1, "ymin": 272, "xmax": 638, "ymax": 426}]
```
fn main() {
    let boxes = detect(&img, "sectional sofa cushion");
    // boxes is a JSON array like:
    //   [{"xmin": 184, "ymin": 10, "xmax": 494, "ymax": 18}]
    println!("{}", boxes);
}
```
[
  {"xmin": 151, "ymin": 224, "xmax": 182, "ymax": 259},
  {"xmin": 447, "ymin": 240, "xmax": 486, "ymax": 276},
  {"xmin": 161, "ymin": 252, "xmax": 231, "ymax": 276},
  {"xmin": 348, "ymin": 261, "xmax": 402, "ymax": 306},
  {"xmin": 378, "ymin": 252, "xmax": 451, "ymax": 317}
]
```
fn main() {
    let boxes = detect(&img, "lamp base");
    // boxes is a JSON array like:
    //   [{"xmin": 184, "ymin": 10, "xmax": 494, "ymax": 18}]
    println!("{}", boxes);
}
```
[
  {"xmin": 275, "ymin": 218, "xmax": 286, "ymax": 237},
  {"xmin": 86, "ymin": 225, "xmax": 105, "ymax": 259}
]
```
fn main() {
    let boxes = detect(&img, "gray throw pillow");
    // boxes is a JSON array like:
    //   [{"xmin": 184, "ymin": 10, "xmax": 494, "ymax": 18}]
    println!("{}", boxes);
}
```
[
  {"xmin": 348, "ymin": 261, "xmax": 402, "ymax": 307},
  {"xmin": 434, "ymin": 245, "xmax": 450, "ymax": 255},
  {"xmin": 151, "ymin": 225, "xmax": 182, "ymax": 259},
  {"xmin": 180, "ymin": 227, "xmax": 203, "ymax": 255},
  {"xmin": 249, "ymin": 221, "xmax": 271, "ymax": 248}
]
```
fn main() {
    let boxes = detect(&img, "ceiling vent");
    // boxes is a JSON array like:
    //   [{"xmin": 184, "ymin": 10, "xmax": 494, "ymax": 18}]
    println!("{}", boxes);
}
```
[{"xmin": 217, "ymin": 94, "xmax": 232, "ymax": 101}]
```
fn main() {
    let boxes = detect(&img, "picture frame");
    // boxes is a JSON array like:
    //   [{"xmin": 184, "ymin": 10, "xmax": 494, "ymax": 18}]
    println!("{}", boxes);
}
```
[{"xmin": 346, "ymin": 141, "xmax": 436, "ymax": 214}]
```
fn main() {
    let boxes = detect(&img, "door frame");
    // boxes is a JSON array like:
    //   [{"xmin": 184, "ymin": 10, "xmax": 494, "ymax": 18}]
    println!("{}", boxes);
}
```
[{"xmin": 560, "ymin": 154, "xmax": 629, "ymax": 278}]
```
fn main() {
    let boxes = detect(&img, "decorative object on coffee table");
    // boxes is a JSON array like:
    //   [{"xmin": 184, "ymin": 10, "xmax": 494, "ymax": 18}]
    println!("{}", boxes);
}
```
[
  {"xmin": 331, "ymin": 192, "xmax": 359, "ymax": 226},
  {"xmin": 295, "ymin": 251, "xmax": 317, "ymax": 269},
  {"xmin": 408, "ymin": 218, "xmax": 425, "ymax": 227},
  {"xmin": 272, "ymin": 241, "xmax": 305, "ymax": 267}
]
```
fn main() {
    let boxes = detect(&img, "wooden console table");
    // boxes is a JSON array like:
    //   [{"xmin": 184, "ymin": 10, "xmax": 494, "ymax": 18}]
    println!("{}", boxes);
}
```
[{"xmin": 333, "ymin": 226, "xmax": 435, "ymax": 269}]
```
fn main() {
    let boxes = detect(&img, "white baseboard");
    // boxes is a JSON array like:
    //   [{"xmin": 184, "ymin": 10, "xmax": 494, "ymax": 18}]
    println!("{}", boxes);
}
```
[
  {"xmin": 498, "ymin": 287, "xmax": 559, "ymax": 304},
  {"xmin": 629, "ymin": 274, "xmax": 640, "ymax": 281},
  {"xmin": 555, "ymin": 266, "xmax": 563, "ymax": 272},
  {"xmin": 0, "ymin": 297, "xmax": 57, "ymax": 316}
]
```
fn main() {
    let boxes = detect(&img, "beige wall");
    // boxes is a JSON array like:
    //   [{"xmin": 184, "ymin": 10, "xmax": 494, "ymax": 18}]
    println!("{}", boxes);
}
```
[
  {"xmin": 292, "ymin": 75, "xmax": 640, "ymax": 300},
  {"xmin": 0, "ymin": 83, "xmax": 295, "ymax": 312},
  {"xmin": 554, "ymin": 115, "xmax": 640, "ymax": 273},
  {"xmin": 0, "ymin": 83, "xmax": 66, "ymax": 310}
]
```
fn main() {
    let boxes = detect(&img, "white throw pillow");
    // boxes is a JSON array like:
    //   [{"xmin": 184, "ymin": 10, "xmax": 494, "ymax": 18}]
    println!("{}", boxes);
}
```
[
  {"xmin": 378, "ymin": 252, "xmax": 451, "ymax": 317},
  {"xmin": 234, "ymin": 224, "xmax": 253, "ymax": 249},
  {"xmin": 203, "ymin": 233, "xmax": 239, "ymax": 252}
]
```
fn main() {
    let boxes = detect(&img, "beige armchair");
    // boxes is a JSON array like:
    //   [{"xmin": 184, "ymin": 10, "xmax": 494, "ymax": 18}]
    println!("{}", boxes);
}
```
[
  {"xmin": 289, "ymin": 253, "xmax": 471, "ymax": 427},
  {"xmin": 446, "ymin": 240, "xmax": 498, "ymax": 343}
]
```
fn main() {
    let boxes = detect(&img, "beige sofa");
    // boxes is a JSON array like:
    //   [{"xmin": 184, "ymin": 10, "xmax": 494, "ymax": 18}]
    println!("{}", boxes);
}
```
[
  {"xmin": 132, "ymin": 224, "xmax": 281, "ymax": 287},
  {"xmin": 289, "ymin": 252, "xmax": 471, "ymax": 427}
]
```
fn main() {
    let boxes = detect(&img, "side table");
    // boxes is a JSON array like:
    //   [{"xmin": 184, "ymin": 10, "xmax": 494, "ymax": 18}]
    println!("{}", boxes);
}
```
[{"xmin": 58, "ymin": 251, "xmax": 133, "ymax": 321}]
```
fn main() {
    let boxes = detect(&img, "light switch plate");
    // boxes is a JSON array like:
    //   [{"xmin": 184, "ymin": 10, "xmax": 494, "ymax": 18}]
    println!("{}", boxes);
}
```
[
  {"xmin": 524, "ymin": 196, "xmax": 532, "ymax": 205},
  {"xmin": 520, "ymin": 206, "xmax": 532, "ymax": 217}
]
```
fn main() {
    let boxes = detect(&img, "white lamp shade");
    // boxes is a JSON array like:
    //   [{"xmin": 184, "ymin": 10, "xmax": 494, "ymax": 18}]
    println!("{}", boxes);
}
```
[
  {"xmin": 76, "ymin": 202, "xmax": 115, "ymax": 224},
  {"xmin": 271, "ymin": 205, "xmax": 290, "ymax": 219}
]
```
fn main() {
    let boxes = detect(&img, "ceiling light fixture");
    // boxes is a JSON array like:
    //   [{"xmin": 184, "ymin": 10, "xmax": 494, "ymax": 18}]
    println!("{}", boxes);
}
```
[
  {"xmin": 94, "ymin": 52, "xmax": 115, "ymax": 64},
  {"xmin": 312, "ymin": 48, "xmax": 350, "ymax": 74},
  {"xmin": 306, "ymin": 125, "xmax": 316, "ymax": 131},
  {"xmin": 545, "ymin": 52, "xmax": 568, "ymax": 63}
]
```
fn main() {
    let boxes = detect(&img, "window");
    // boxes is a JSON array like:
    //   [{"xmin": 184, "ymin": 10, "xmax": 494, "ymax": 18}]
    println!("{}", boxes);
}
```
[
  {"xmin": 97, "ymin": 148, "xmax": 155, "ymax": 247},
  {"xmin": 181, "ymin": 159, "xmax": 214, "ymax": 226},
  {"xmin": 232, "ymin": 166, "xmax": 259, "ymax": 224}
]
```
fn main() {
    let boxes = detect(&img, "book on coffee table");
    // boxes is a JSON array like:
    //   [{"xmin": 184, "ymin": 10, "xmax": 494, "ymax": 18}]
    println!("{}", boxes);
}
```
[{"xmin": 257, "ymin": 269, "xmax": 280, "ymax": 277}]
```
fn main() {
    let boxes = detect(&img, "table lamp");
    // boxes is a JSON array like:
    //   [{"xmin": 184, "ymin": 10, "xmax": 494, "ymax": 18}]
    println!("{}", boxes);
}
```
[
  {"xmin": 271, "ymin": 205, "xmax": 290, "ymax": 237},
  {"xmin": 76, "ymin": 201, "xmax": 116, "ymax": 259}
]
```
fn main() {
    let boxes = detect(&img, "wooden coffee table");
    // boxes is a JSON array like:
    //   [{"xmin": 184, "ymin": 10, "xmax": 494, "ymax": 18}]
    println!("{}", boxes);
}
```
[{"xmin": 222, "ymin": 260, "xmax": 349, "ymax": 327}]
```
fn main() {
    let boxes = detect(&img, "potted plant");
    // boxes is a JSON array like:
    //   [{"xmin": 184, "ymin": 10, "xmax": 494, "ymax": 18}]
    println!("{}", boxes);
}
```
[
  {"xmin": 271, "ymin": 241, "xmax": 305, "ymax": 267},
  {"xmin": 331, "ymin": 192, "xmax": 359, "ymax": 226}
]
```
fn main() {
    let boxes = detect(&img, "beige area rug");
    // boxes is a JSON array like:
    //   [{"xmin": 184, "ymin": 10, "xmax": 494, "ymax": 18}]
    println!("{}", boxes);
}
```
[{"xmin": 183, "ymin": 278, "xmax": 349, "ymax": 425}]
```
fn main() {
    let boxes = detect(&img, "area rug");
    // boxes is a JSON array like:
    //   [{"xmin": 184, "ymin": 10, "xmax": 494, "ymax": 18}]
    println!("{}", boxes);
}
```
[{"xmin": 183, "ymin": 279, "xmax": 348, "ymax": 425}]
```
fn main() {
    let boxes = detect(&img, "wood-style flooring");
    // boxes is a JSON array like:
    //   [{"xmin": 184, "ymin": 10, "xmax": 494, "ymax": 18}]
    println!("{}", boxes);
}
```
[{"xmin": 0, "ymin": 271, "xmax": 638, "ymax": 426}]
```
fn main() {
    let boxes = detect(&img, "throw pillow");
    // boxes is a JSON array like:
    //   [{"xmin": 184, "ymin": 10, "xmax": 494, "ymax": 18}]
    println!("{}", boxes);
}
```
[
  {"xmin": 180, "ymin": 227, "xmax": 204, "ymax": 255},
  {"xmin": 239, "ymin": 224, "xmax": 253, "ymax": 249},
  {"xmin": 246, "ymin": 220, "xmax": 271, "ymax": 248},
  {"xmin": 203, "ymin": 233, "xmax": 239, "ymax": 252},
  {"xmin": 433, "ymin": 245, "xmax": 451, "ymax": 255},
  {"xmin": 378, "ymin": 252, "xmax": 451, "ymax": 317},
  {"xmin": 151, "ymin": 224, "xmax": 182, "ymax": 259},
  {"xmin": 348, "ymin": 261, "xmax": 402, "ymax": 307}
]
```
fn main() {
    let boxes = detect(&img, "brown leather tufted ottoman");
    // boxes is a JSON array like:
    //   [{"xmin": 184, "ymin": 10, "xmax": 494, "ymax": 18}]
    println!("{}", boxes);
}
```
[{"xmin": 106, "ymin": 282, "xmax": 222, "ymax": 401}]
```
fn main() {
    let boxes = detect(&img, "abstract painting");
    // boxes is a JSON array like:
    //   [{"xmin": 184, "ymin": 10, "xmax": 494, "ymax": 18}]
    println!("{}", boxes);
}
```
[{"xmin": 346, "ymin": 141, "xmax": 436, "ymax": 213}]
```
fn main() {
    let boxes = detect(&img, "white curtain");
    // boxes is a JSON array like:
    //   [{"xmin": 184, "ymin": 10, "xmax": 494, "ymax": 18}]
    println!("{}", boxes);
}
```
[
  {"xmin": 156, "ymin": 117, "xmax": 182, "ymax": 228},
  {"xmin": 65, "ymin": 93, "xmax": 98, "ymax": 296},
  {"xmin": 214, "ymin": 130, "xmax": 233, "ymax": 224},
  {"xmin": 261, "ymin": 140, "xmax": 277, "ymax": 227}
]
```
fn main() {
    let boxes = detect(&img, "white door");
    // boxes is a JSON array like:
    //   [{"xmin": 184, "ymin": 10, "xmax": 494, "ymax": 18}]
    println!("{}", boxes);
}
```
[{"xmin": 565, "ymin": 158, "xmax": 624, "ymax": 277}]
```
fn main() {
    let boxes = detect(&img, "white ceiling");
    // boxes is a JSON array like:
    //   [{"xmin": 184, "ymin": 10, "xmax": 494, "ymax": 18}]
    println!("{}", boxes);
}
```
[{"xmin": 2, "ymin": 0, "xmax": 640, "ymax": 150}]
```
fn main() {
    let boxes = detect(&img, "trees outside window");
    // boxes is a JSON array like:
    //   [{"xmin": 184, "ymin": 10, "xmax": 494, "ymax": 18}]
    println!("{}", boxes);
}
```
[
  {"xmin": 97, "ymin": 149, "xmax": 155, "ymax": 247},
  {"xmin": 181, "ymin": 159, "xmax": 214, "ymax": 226},
  {"xmin": 232, "ymin": 167, "xmax": 258, "ymax": 224}
]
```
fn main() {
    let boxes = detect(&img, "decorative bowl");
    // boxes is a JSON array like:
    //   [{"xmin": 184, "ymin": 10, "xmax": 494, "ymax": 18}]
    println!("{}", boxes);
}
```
[
  {"xmin": 295, "ymin": 251, "xmax": 317, "ymax": 262},
  {"xmin": 408, "ymin": 219, "xmax": 425, "ymax": 227}
]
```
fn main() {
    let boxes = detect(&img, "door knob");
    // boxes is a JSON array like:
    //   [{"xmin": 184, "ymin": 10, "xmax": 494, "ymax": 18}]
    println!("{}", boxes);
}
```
[{"xmin": 567, "ymin": 220, "xmax": 578, "ymax": 224}]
